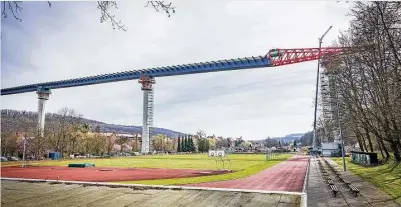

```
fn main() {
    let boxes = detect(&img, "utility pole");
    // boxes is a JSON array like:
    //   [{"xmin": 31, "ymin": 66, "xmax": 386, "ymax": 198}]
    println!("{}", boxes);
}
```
[
  {"xmin": 312, "ymin": 25, "xmax": 333, "ymax": 152},
  {"xmin": 21, "ymin": 136, "xmax": 27, "ymax": 168}
]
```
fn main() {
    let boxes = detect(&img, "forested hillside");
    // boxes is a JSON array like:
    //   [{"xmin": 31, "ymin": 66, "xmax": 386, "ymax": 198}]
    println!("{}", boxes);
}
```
[
  {"xmin": 1, "ymin": 108, "xmax": 185, "ymax": 157},
  {"xmin": 1, "ymin": 109, "xmax": 184, "ymax": 137}
]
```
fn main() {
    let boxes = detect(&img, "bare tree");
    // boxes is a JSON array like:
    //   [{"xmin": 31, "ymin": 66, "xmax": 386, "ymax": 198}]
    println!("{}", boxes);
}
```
[
  {"xmin": 196, "ymin": 129, "xmax": 206, "ymax": 139},
  {"xmin": 1, "ymin": 109, "xmax": 37, "ymax": 157},
  {"xmin": 215, "ymin": 138, "xmax": 229, "ymax": 149},
  {"xmin": 115, "ymin": 136, "xmax": 129, "ymax": 153},
  {"xmin": 320, "ymin": 2, "xmax": 401, "ymax": 162},
  {"xmin": 46, "ymin": 108, "xmax": 83, "ymax": 158},
  {"xmin": 145, "ymin": 1, "xmax": 175, "ymax": 17},
  {"xmin": 1, "ymin": 1, "xmax": 23, "ymax": 22},
  {"xmin": 1, "ymin": 1, "xmax": 176, "ymax": 31},
  {"xmin": 152, "ymin": 134, "xmax": 168, "ymax": 152},
  {"xmin": 105, "ymin": 133, "xmax": 116, "ymax": 155}
]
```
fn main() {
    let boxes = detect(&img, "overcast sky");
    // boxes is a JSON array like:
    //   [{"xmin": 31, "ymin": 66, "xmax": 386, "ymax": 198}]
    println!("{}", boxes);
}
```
[{"xmin": 1, "ymin": 1, "xmax": 352, "ymax": 139}]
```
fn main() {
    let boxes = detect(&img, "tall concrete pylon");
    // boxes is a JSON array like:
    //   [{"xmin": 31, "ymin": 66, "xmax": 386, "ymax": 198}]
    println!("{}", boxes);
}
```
[
  {"xmin": 36, "ymin": 87, "xmax": 51, "ymax": 138},
  {"xmin": 138, "ymin": 75, "xmax": 155, "ymax": 154}
]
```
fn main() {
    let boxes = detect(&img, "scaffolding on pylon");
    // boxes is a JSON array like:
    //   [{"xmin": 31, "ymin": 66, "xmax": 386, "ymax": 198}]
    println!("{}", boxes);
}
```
[
  {"xmin": 319, "ymin": 56, "xmax": 343, "ymax": 143},
  {"xmin": 139, "ymin": 74, "xmax": 156, "ymax": 154}
]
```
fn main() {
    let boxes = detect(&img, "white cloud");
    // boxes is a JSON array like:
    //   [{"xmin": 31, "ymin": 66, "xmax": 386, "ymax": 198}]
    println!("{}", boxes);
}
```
[{"xmin": 1, "ymin": 1, "xmax": 352, "ymax": 139}]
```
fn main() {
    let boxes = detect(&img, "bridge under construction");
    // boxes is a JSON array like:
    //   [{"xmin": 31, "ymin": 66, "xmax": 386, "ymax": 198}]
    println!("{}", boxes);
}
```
[{"xmin": 1, "ymin": 47, "xmax": 350, "ymax": 154}]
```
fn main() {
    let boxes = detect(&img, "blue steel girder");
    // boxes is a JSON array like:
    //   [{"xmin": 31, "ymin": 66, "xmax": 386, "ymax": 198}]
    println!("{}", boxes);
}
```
[{"xmin": 1, "ymin": 56, "xmax": 272, "ymax": 95}]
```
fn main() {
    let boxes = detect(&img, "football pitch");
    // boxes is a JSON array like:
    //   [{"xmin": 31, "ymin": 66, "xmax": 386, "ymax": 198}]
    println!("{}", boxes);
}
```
[{"xmin": 2, "ymin": 153, "xmax": 292, "ymax": 185}]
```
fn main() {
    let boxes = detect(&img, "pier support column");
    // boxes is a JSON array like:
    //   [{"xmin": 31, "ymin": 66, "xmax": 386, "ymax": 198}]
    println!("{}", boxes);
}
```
[
  {"xmin": 138, "ymin": 75, "xmax": 155, "ymax": 154},
  {"xmin": 36, "ymin": 87, "xmax": 51, "ymax": 138}
]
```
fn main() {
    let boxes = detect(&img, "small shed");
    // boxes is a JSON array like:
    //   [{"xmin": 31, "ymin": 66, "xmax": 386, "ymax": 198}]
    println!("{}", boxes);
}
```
[
  {"xmin": 48, "ymin": 152, "xmax": 61, "ymax": 160},
  {"xmin": 350, "ymin": 151, "xmax": 379, "ymax": 166}
]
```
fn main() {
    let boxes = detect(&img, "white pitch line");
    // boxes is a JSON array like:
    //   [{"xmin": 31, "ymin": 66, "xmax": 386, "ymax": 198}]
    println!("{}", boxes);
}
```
[
  {"xmin": 301, "ymin": 155, "xmax": 311, "ymax": 207},
  {"xmin": 1, "ymin": 177, "xmax": 306, "ymax": 196}
]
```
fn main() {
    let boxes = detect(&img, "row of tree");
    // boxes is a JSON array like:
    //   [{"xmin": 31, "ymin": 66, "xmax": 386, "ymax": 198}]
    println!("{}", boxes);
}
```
[
  {"xmin": 177, "ymin": 135, "xmax": 196, "ymax": 152},
  {"xmin": 317, "ymin": 2, "xmax": 401, "ymax": 162},
  {"xmin": 2, "ymin": 108, "xmax": 120, "ymax": 157},
  {"xmin": 2, "ymin": 108, "xmax": 252, "ymax": 157},
  {"xmin": 263, "ymin": 138, "xmax": 284, "ymax": 148}
]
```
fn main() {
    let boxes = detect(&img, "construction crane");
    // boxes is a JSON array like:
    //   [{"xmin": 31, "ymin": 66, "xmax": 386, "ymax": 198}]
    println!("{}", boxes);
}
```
[{"xmin": 1, "ymin": 47, "xmax": 353, "ymax": 154}]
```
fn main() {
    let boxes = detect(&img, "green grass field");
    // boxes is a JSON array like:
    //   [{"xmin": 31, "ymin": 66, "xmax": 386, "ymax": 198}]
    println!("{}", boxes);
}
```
[
  {"xmin": 2, "ymin": 153, "xmax": 292, "ymax": 185},
  {"xmin": 332, "ymin": 157, "xmax": 401, "ymax": 204},
  {"xmin": 115, "ymin": 153, "xmax": 292, "ymax": 185}
]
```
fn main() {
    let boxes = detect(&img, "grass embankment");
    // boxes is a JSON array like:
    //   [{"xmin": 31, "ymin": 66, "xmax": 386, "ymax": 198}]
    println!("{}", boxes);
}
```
[
  {"xmin": 2, "ymin": 153, "xmax": 292, "ymax": 185},
  {"xmin": 332, "ymin": 157, "xmax": 401, "ymax": 204}
]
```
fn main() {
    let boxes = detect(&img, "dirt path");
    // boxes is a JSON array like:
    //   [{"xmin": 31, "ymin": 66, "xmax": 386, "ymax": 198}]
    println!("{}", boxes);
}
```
[{"xmin": 186, "ymin": 155, "xmax": 308, "ymax": 192}]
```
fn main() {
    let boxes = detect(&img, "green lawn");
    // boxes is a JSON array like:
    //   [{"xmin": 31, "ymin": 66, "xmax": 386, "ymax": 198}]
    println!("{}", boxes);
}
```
[
  {"xmin": 115, "ymin": 153, "xmax": 292, "ymax": 185},
  {"xmin": 3, "ymin": 153, "xmax": 292, "ymax": 185},
  {"xmin": 332, "ymin": 157, "xmax": 401, "ymax": 204}
]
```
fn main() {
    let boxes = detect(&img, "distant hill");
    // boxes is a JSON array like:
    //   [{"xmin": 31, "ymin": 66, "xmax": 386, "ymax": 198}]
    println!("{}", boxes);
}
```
[
  {"xmin": 83, "ymin": 118, "xmax": 185, "ymax": 138},
  {"xmin": 285, "ymin": 133, "xmax": 304, "ymax": 138},
  {"xmin": 1, "ymin": 109, "xmax": 185, "ymax": 138},
  {"xmin": 269, "ymin": 133, "xmax": 304, "ymax": 144},
  {"xmin": 298, "ymin": 131, "xmax": 313, "ymax": 146}
]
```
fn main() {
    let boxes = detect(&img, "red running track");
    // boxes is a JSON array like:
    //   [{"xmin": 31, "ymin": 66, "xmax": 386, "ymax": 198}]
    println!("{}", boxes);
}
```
[
  {"xmin": 186, "ymin": 155, "xmax": 309, "ymax": 192},
  {"xmin": 1, "ymin": 166, "xmax": 229, "ymax": 182}
]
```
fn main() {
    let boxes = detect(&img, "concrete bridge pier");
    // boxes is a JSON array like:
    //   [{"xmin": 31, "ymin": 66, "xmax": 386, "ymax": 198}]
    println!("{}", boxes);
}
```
[
  {"xmin": 138, "ymin": 75, "xmax": 155, "ymax": 154},
  {"xmin": 36, "ymin": 87, "xmax": 51, "ymax": 138}
]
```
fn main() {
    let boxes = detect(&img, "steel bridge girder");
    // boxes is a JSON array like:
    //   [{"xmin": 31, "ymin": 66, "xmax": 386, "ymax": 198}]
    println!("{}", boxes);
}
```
[{"xmin": 1, "ymin": 56, "xmax": 271, "ymax": 95}]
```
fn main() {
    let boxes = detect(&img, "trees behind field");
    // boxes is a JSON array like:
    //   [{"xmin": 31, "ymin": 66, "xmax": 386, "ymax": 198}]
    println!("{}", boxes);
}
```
[
  {"xmin": 152, "ymin": 134, "xmax": 176, "ymax": 152},
  {"xmin": 177, "ymin": 135, "xmax": 197, "ymax": 153},
  {"xmin": 177, "ymin": 136, "xmax": 181, "ymax": 152},
  {"xmin": 215, "ymin": 138, "xmax": 230, "ymax": 149},
  {"xmin": 239, "ymin": 141, "xmax": 252, "ymax": 150},
  {"xmin": 45, "ymin": 108, "xmax": 84, "ymax": 158},
  {"xmin": 2, "ymin": 108, "xmax": 194, "ymax": 157},
  {"xmin": 1, "ymin": 109, "xmax": 36, "ymax": 156},
  {"xmin": 2, "ymin": 108, "xmax": 119, "ymax": 157},
  {"xmin": 318, "ymin": 2, "xmax": 401, "ymax": 162},
  {"xmin": 197, "ymin": 138, "xmax": 210, "ymax": 153},
  {"xmin": 235, "ymin": 139, "xmax": 244, "ymax": 147}
]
